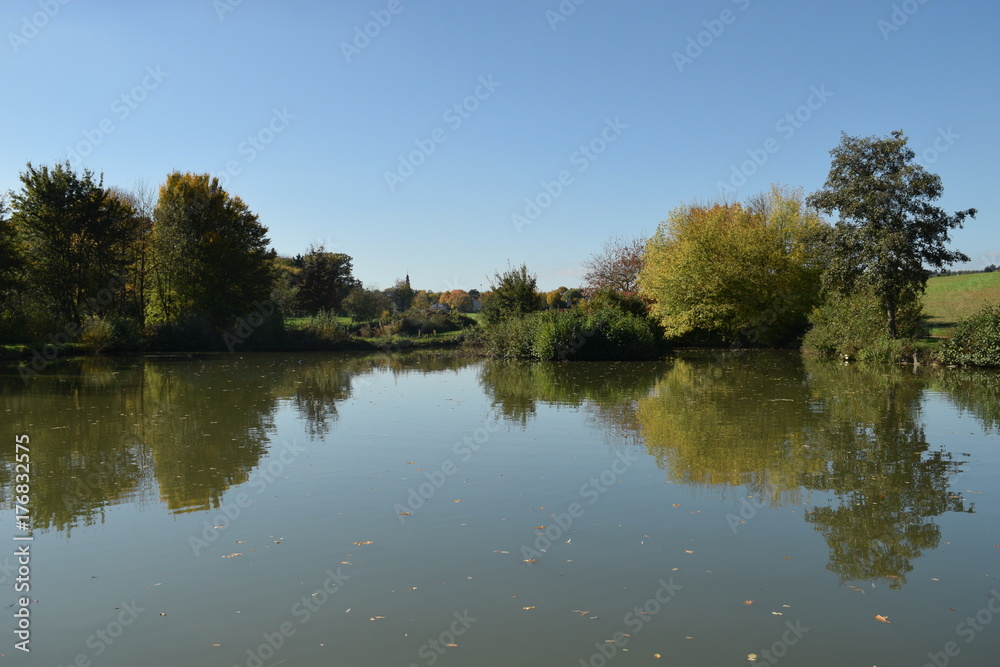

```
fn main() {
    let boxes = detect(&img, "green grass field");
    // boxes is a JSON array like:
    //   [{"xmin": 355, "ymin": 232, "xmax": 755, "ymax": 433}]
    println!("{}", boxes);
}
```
[{"xmin": 923, "ymin": 272, "xmax": 1000, "ymax": 336}]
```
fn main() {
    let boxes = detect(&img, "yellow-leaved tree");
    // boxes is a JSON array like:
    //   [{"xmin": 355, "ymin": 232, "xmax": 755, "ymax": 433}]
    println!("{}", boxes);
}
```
[{"xmin": 638, "ymin": 186, "xmax": 826, "ymax": 345}]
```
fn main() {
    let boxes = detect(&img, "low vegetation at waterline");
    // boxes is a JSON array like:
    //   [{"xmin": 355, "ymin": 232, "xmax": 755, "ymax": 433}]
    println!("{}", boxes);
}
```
[
  {"xmin": 473, "ymin": 307, "xmax": 663, "ymax": 361},
  {"xmin": 938, "ymin": 304, "xmax": 1000, "ymax": 368}
]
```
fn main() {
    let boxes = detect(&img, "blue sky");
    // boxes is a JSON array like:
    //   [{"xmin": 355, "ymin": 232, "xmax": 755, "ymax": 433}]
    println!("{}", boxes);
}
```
[{"xmin": 2, "ymin": 0, "xmax": 997, "ymax": 291}]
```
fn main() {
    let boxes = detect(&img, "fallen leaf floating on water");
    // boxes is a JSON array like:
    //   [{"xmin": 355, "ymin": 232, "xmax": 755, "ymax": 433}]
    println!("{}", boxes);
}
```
[
  {"xmin": 453, "ymin": 499, "xmax": 462, "ymax": 503},
  {"xmin": 353, "ymin": 540, "xmax": 374, "ymax": 546},
  {"xmin": 221, "ymin": 553, "xmax": 242, "ymax": 558},
  {"xmin": 522, "ymin": 606, "xmax": 535, "ymax": 610},
  {"xmin": 874, "ymin": 615, "xmax": 891, "ymax": 624},
  {"xmin": 399, "ymin": 512, "xmax": 410, "ymax": 516},
  {"xmin": 771, "ymin": 612, "xmax": 783, "ymax": 616},
  {"xmin": 743, "ymin": 600, "xmax": 754, "ymax": 605},
  {"xmin": 523, "ymin": 559, "xmax": 537, "ymax": 564},
  {"xmin": 445, "ymin": 643, "xmax": 458, "ymax": 647},
  {"xmin": 370, "ymin": 616, "xmax": 385, "ymax": 621},
  {"xmin": 684, "ymin": 550, "xmax": 694, "ymax": 554},
  {"xmin": 748, "ymin": 654, "xmax": 758, "ymax": 662}
]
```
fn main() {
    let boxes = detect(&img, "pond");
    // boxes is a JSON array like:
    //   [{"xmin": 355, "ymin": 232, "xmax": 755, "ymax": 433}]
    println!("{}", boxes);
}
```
[{"xmin": 2, "ymin": 350, "xmax": 999, "ymax": 666}]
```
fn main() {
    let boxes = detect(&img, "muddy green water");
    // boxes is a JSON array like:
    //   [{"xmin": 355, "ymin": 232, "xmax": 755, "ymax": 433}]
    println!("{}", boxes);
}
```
[{"xmin": 2, "ymin": 350, "xmax": 999, "ymax": 666}]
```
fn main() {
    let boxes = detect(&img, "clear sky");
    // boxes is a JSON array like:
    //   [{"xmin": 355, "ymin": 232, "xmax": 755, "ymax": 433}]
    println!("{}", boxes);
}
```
[{"xmin": 2, "ymin": 0, "xmax": 997, "ymax": 292}]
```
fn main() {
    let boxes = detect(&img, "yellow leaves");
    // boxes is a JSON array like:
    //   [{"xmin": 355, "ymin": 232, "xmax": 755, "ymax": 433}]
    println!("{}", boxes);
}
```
[
  {"xmin": 352, "ymin": 540, "xmax": 373, "ymax": 546},
  {"xmin": 874, "ymin": 614, "xmax": 891, "ymax": 624}
]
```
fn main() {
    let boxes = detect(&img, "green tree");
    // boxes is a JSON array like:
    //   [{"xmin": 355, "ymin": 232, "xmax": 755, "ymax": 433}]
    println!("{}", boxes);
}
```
[
  {"xmin": 389, "ymin": 278, "xmax": 415, "ymax": 312},
  {"xmin": 0, "ymin": 195, "xmax": 21, "ymax": 296},
  {"xmin": 807, "ymin": 130, "xmax": 976, "ymax": 338},
  {"xmin": 343, "ymin": 287, "xmax": 390, "ymax": 323},
  {"xmin": 639, "ymin": 186, "xmax": 826, "ymax": 345},
  {"xmin": 149, "ymin": 172, "xmax": 275, "ymax": 328},
  {"xmin": 481, "ymin": 263, "xmax": 539, "ymax": 325},
  {"xmin": 11, "ymin": 162, "xmax": 141, "ymax": 327},
  {"xmin": 294, "ymin": 245, "xmax": 358, "ymax": 314}
]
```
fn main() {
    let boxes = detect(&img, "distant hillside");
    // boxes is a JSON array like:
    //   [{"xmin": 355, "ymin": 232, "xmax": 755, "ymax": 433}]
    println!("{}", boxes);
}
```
[{"xmin": 923, "ymin": 272, "xmax": 1000, "ymax": 336}]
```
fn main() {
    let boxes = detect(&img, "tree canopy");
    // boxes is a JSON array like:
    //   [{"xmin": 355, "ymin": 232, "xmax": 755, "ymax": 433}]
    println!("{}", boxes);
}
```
[
  {"xmin": 294, "ymin": 245, "xmax": 358, "ymax": 315},
  {"xmin": 11, "ymin": 161, "xmax": 140, "ymax": 326},
  {"xmin": 639, "ymin": 186, "xmax": 826, "ymax": 345},
  {"xmin": 481, "ymin": 263, "xmax": 539, "ymax": 325},
  {"xmin": 807, "ymin": 130, "xmax": 976, "ymax": 337},
  {"xmin": 583, "ymin": 235, "xmax": 645, "ymax": 295},
  {"xmin": 150, "ymin": 172, "xmax": 274, "ymax": 327}
]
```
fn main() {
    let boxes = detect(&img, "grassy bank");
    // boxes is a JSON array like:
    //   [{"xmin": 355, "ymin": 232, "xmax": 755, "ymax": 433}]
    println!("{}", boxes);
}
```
[{"xmin": 924, "ymin": 272, "xmax": 1000, "ymax": 337}]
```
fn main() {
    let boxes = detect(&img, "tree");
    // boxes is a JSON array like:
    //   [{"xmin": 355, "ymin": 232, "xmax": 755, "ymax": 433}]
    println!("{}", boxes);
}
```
[
  {"xmin": 343, "ymin": 287, "xmax": 390, "ymax": 323},
  {"xmin": 583, "ymin": 236, "xmax": 646, "ymax": 295},
  {"xmin": 294, "ymin": 245, "xmax": 358, "ymax": 314},
  {"xmin": 150, "ymin": 172, "xmax": 275, "ymax": 327},
  {"xmin": 0, "ymin": 195, "xmax": 21, "ymax": 295},
  {"xmin": 109, "ymin": 181, "xmax": 156, "ymax": 327},
  {"xmin": 389, "ymin": 278, "xmax": 415, "ymax": 312},
  {"xmin": 639, "ymin": 186, "xmax": 827, "ymax": 345},
  {"xmin": 11, "ymin": 162, "xmax": 140, "ymax": 326},
  {"xmin": 481, "ymin": 263, "xmax": 540, "ymax": 325},
  {"xmin": 807, "ymin": 130, "xmax": 976, "ymax": 338},
  {"xmin": 562, "ymin": 288, "xmax": 583, "ymax": 306},
  {"xmin": 440, "ymin": 289, "xmax": 472, "ymax": 312},
  {"xmin": 412, "ymin": 290, "xmax": 431, "ymax": 311}
]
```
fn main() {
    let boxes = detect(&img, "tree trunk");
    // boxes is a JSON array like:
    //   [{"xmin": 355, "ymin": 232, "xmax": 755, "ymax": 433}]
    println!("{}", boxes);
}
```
[{"xmin": 886, "ymin": 294, "xmax": 897, "ymax": 339}]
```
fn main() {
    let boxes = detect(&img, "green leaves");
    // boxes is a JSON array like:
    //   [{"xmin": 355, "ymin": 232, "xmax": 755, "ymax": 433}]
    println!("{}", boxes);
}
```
[
  {"xmin": 807, "ymin": 130, "xmax": 976, "ymax": 337},
  {"xmin": 639, "ymin": 186, "xmax": 825, "ymax": 345}
]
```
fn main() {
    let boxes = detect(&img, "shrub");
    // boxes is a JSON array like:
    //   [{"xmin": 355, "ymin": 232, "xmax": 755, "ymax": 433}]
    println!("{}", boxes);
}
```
[
  {"xmin": 939, "ymin": 304, "xmax": 1000, "ymax": 367},
  {"xmin": 480, "ymin": 308, "xmax": 662, "ymax": 361},
  {"xmin": 482, "ymin": 314, "xmax": 540, "ymax": 359},
  {"xmin": 79, "ymin": 316, "xmax": 116, "ymax": 354},
  {"xmin": 803, "ymin": 287, "xmax": 922, "ymax": 359},
  {"xmin": 579, "ymin": 288, "xmax": 647, "ymax": 318},
  {"xmin": 303, "ymin": 309, "xmax": 349, "ymax": 344}
]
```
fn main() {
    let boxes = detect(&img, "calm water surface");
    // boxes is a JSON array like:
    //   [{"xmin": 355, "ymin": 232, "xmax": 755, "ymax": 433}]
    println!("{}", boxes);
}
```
[{"xmin": 2, "ymin": 350, "xmax": 999, "ymax": 666}]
